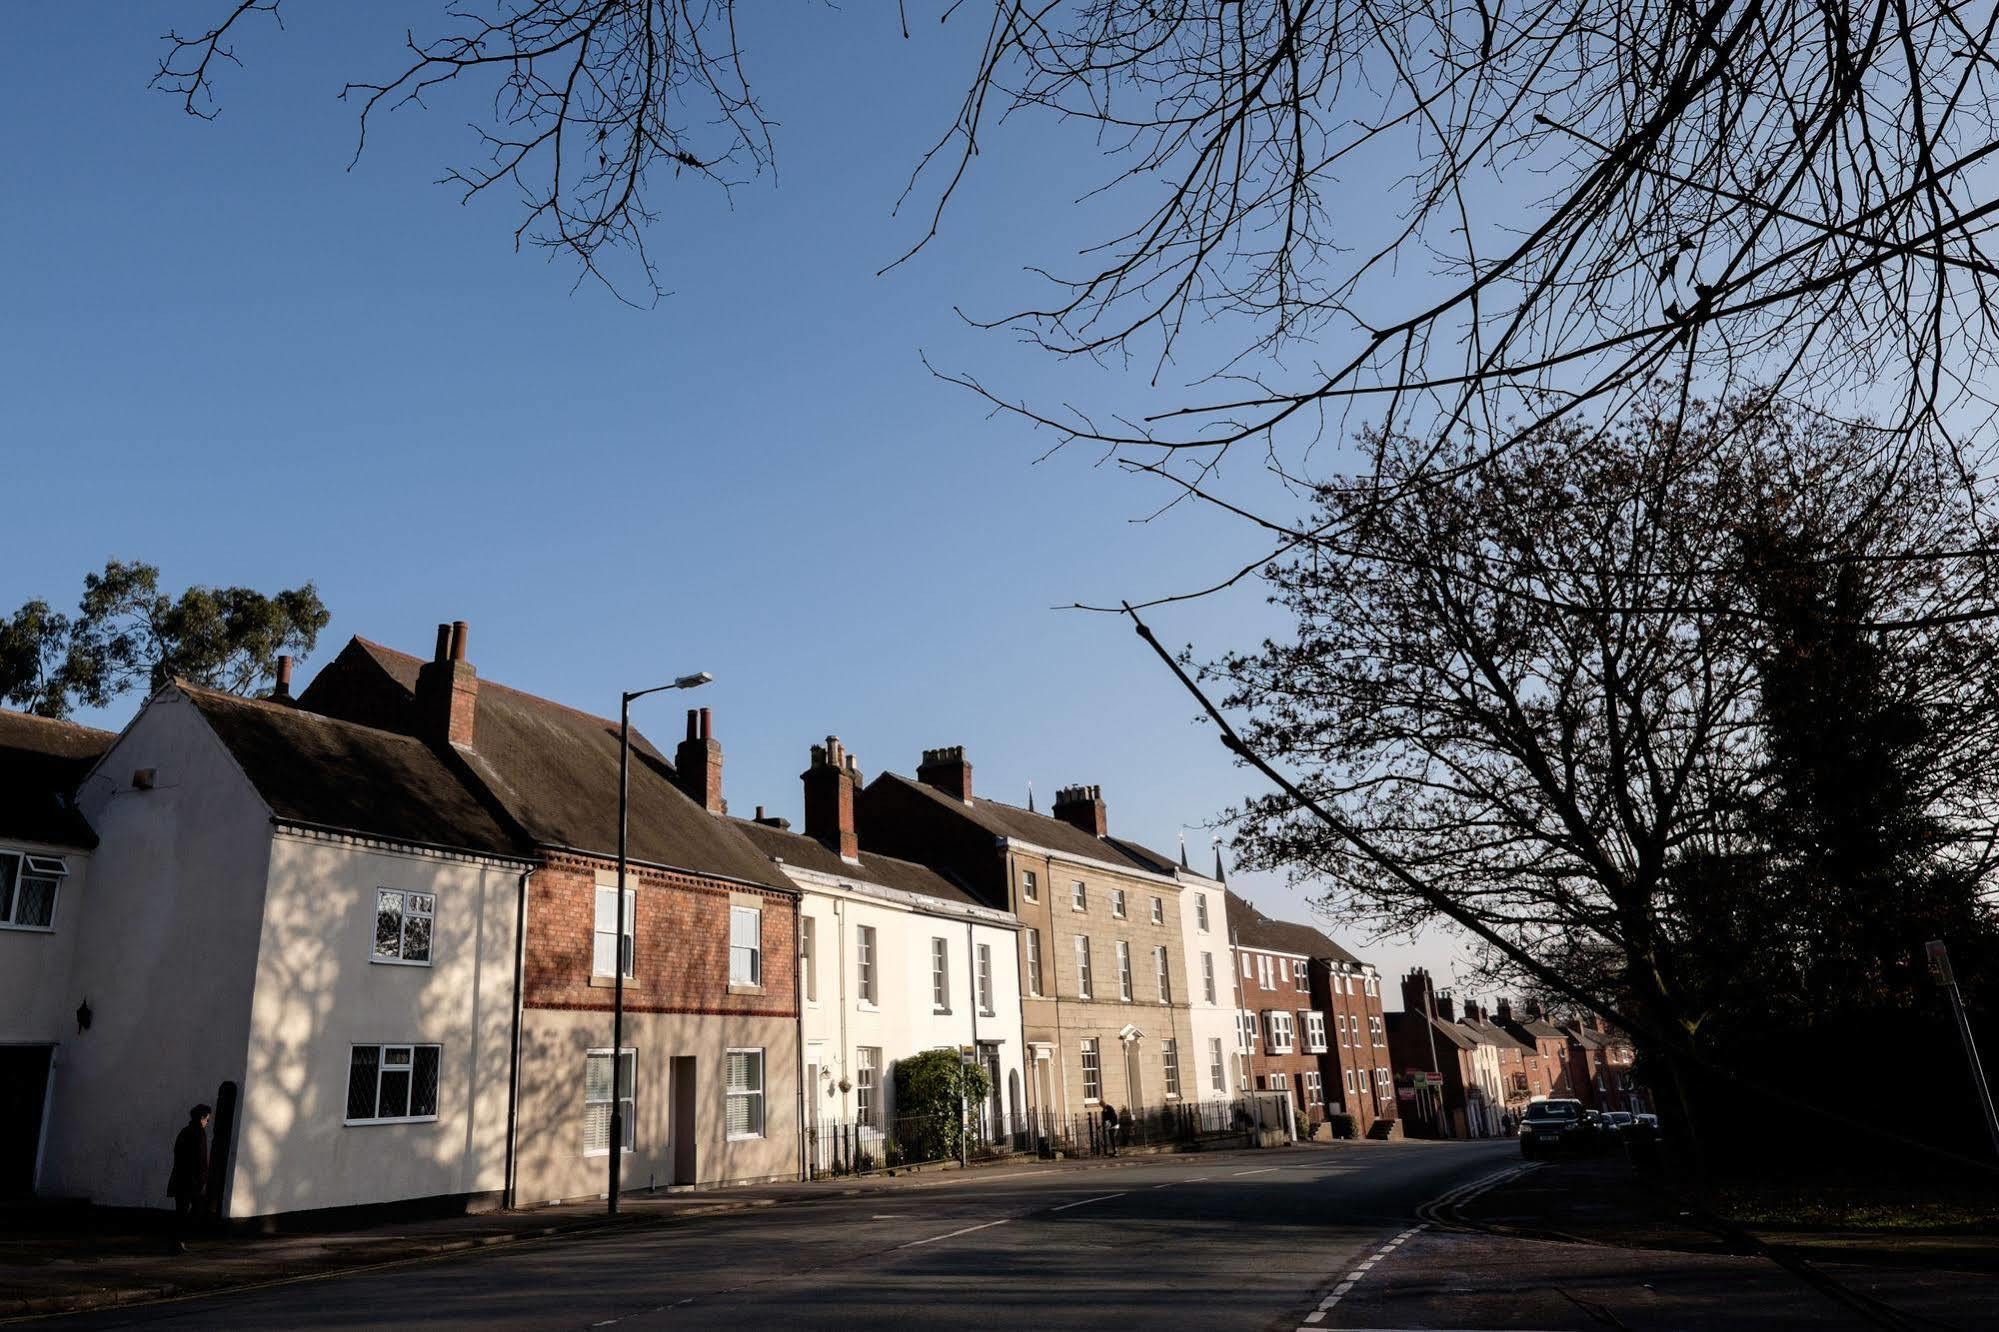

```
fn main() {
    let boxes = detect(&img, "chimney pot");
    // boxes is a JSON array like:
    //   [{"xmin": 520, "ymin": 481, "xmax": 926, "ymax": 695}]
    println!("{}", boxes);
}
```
[
  {"xmin": 804, "ymin": 735, "xmax": 859, "ymax": 859},
  {"xmin": 273, "ymin": 655, "xmax": 294, "ymax": 700},
  {"xmin": 416, "ymin": 620, "xmax": 478, "ymax": 746},
  {"xmin": 675, "ymin": 706, "xmax": 725, "ymax": 815},
  {"xmin": 1053, "ymin": 783, "xmax": 1108, "ymax": 838},
  {"xmin": 916, "ymin": 745, "xmax": 973, "ymax": 803}
]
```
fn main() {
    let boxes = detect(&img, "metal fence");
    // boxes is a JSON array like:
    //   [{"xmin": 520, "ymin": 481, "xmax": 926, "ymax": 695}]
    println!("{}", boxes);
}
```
[{"xmin": 805, "ymin": 1096, "xmax": 1282, "ymax": 1178}]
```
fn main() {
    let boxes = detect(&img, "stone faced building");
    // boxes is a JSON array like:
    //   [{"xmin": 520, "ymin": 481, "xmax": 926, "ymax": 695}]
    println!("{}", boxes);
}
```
[{"xmin": 858, "ymin": 752, "xmax": 1196, "ymax": 1127}]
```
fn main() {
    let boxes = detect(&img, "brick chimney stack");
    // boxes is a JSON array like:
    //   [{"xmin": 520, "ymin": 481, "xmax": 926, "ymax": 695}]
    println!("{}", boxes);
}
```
[
  {"xmin": 414, "ymin": 621, "xmax": 478, "ymax": 747},
  {"xmin": 1433, "ymin": 991, "xmax": 1458, "ymax": 1023},
  {"xmin": 676, "ymin": 708, "xmax": 725, "ymax": 815},
  {"xmin": 272, "ymin": 654, "xmax": 294, "ymax": 702},
  {"xmin": 803, "ymin": 736, "xmax": 861, "ymax": 861},
  {"xmin": 1496, "ymin": 997, "xmax": 1514, "ymax": 1024},
  {"xmin": 1052, "ymin": 784, "xmax": 1107, "ymax": 838},
  {"xmin": 916, "ymin": 746, "xmax": 973, "ymax": 803},
  {"xmin": 1400, "ymin": 967, "xmax": 1433, "ymax": 1016}
]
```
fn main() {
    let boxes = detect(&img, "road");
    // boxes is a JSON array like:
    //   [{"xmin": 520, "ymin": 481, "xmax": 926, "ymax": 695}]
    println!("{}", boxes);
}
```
[{"xmin": 38, "ymin": 1140, "xmax": 1518, "ymax": 1330}]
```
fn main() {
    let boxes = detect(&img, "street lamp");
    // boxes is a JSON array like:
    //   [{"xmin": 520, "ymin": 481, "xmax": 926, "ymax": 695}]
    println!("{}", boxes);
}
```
[{"xmin": 609, "ymin": 671, "xmax": 712, "ymax": 1215}]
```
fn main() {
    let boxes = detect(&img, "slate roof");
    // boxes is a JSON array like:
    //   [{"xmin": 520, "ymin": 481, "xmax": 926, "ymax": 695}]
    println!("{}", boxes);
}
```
[
  {"xmin": 1388, "ymin": 1009, "xmax": 1476, "ymax": 1051},
  {"xmin": 731, "ymin": 819, "xmax": 994, "ymax": 914},
  {"xmin": 0, "ymin": 708, "xmax": 114, "ymax": 849},
  {"xmin": 870, "ymin": 771, "xmax": 1183, "ymax": 878},
  {"xmin": 183, "ymin": 687, "xmax": 526, "ymax": 858},
  {"xmin": 299, "ymin": 638, "xmax": 788, "ymax": 890},
  {"xmin": 1460, "ymin": 1015, "xmax": 1535, "ymax": 1054},
  {"xmin": 1223, "ymin": 889, "xmax": 1363, "ymax": 965}
]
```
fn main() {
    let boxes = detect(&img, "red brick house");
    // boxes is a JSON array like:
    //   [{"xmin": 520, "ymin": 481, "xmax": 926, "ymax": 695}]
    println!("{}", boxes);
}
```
[
  {"xmin": 1460, "ymin": 1000, "xmax": 1541, "ymax": 1121},
  {"xmin": 299, "ymin": 624, "xmax": 801, "ymax": 1202},
  {"xmin": 1222, "ymin": 892, "xmax": 1394, "ymax": 1132},
  {"xmin": 1497, "ymin": 999, "xmax": 1575, "ymax": 1102},
  {"xmin": 1387, "ymin": 969, "xmax": 1495, "ymax": 1138},
  {"xmin": 1563, "ymin": 1015, "xmax": 1646, "ymax": 1114}
]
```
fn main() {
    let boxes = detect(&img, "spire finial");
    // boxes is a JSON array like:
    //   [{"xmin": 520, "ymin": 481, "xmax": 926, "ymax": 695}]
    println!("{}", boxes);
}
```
[
  {"xmin": 1026, "ymin": 780, "xmax": 1035, "ymax": 812},
  {"xmin": 1212, "ymin": 837, "xmax": 1228, "ymax": 884},
  {"xmin": 1178, "ymin": 831, "xmax": 1190, "ymax": 870}
]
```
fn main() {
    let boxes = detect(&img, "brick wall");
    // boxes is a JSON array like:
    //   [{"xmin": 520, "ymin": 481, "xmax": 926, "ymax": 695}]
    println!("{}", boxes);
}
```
[{"xmin": 524, "ymin": 851, "xmax": 797, "ymax": 1017}]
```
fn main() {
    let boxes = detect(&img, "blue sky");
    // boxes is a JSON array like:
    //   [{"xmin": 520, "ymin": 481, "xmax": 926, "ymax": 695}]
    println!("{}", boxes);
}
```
[{"xmin": 1, "ymin": 4, "xmax": 1477, "ymax": 996}]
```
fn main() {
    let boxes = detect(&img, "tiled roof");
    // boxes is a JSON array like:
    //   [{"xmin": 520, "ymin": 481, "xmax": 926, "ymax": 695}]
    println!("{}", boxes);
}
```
[
  {"xmin": 871, "ymin": 772, "xmax": 1181, "ymax": 879},
  {"xmin": 731, "ymin": 819, "xmax": 992, "ymax": 913},
  {"xmin": 184, "ymin": 686, "xmax": 526, "ymax": 858},
  {"xmin": 1460, "ymin": 1016, "xmax": 1535, "ymax": 1054},
  {"xmin": 1223, "ymin": 889, "xmax": 1363, "ymax": 964},
  {"xmin": 1388, "ymin": 1010, "xmax": 1476, "ymax": 1050},
  {"xmin": 0, "ymin": 708, "xmax": 114, "ymax": 848},
  {"xmin": 299, "ymin": 638, "xmax": 788, "ymax": 890}
]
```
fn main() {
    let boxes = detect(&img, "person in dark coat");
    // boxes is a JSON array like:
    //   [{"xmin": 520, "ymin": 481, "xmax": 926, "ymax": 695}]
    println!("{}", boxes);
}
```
[
  {"xmin": 167, "ymin": 1104, "xmax": 212, "ymax": 1252},
  {"xmin": 1100, "ymin": 1102, "xmax": 1120, "ymax": 1156}
]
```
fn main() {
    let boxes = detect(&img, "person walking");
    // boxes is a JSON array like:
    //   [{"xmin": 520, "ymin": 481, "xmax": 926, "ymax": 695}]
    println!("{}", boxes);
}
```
[
  {"xmin": 167, "ymin": 1104, "xmax": 212, "ymax": 1253},
  {"xmin": 1100, "ymin": 1102, "xmax": 1120, "ymax": 1156}
]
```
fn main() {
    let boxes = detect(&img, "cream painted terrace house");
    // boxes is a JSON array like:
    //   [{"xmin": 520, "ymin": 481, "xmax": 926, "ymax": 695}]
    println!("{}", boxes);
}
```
[
  {"xmin": 733, "ymin": 737, "xmax": 1026, "ymax": 1164},
  {"xmin": 4, "ymin": 618, "xmax": 807, "ymax": 1222}
]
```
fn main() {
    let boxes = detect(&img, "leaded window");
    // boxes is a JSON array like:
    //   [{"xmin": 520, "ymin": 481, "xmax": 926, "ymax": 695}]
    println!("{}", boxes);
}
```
[{"xmin": 346, "ymin": 1043, "xmax": 440, "ymax": 1123}]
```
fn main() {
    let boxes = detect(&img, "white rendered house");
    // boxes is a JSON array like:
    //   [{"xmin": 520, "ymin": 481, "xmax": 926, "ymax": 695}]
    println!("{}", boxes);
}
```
[
  {"xmin": 735, "ymin": 739, "xmax": 1026, "ymax": 1163},
  {"xmin": 1176, "ymin": 857, "xmax": 1242, "ymax": 1105}
]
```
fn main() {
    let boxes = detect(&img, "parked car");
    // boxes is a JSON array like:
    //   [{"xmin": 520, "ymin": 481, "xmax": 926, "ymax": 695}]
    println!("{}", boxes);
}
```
[
  {"xmin": 1600, "ymin": 1110, "xmax": 1635, "ymax": 1135},
  {"xmin": 1518, "ymin": 1099, "xmax": 1592, "ymax": 1156},
  {"xmin": 1633, "ymin": 1113, "xmax": 1659, "ymax": 1131}
]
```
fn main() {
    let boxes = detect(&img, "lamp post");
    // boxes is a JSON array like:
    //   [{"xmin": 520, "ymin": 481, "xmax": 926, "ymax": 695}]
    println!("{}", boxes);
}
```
[{"xmin": 609, "ymin": 671, "xmax": 712, "ymax": 1215}]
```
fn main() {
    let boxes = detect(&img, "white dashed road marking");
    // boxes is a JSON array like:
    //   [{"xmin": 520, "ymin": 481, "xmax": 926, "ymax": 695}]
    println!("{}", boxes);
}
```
[
  {"xmin": 1293, "ymin": 1222, "xmax": 1430, "ymax": 1328},
  {"xmin": 1049, "ymin": 1191, "xmax": 1127, "ymax": 1212},
  {"xmin": 897, "ymin": 1218, "xmax": 1012, "ymax": 1248}
]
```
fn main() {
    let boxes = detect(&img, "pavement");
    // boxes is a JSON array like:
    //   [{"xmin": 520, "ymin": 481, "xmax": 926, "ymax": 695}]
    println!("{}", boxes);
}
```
[
  {"xmin": 1321, "ymin": 1150, "xmax": 1999, "ymax": 1331},
  {"xmin": 5, "ymin": 1138, "xmax": 1519, "ymax": 1328}
]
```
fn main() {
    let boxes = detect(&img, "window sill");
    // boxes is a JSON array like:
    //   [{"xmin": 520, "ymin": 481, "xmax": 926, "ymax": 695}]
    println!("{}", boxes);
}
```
[
  {"xmin": 0, "ymin": 922, "xmax": 55, "ymax": 934},
  {"xmin": 857, "ymin": 1001, "xmax": 880, "ymax": 1013},
  {"xmin": 726, "ymin": 1133, "xmax": 766, "ymax": 1142},
  {"xmin": 588, "ymin": 975, "xmax": 641, "ymax": 989},
  {"xmin": 583, "ymin": 1146, "xmax": 632, "ymax": 1159},
  {"xmin": 371, "ymin": 956, "xmax": 434, "ymax": 968},
  {"xmin": 933, "ymin": 1007, "xmax": 952, "ymax": 1016},
  {"xmin": 344, "ymin": 1115, "xmax": 440, "ymax": 1127},
  {"xmin": 728, "ymin": 983, "xmax": 765, "ymax": 996}
]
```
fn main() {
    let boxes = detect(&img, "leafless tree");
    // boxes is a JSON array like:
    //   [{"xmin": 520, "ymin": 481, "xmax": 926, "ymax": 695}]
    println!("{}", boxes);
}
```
[
  {"xmin": 1178, "ymin": 390, "xmax": 1999, "ymax": 1141},
  {"xmin": 154, "ymin": 4, "xmax": 1999, "ymax": 507}
]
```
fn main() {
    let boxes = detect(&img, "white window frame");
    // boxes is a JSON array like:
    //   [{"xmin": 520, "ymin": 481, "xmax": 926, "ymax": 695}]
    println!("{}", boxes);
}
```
[
  {"xmin": 373, "ymin": 888, "xmax": 437, "ymax": 965},
  {"xmin": 801, "ymin": 914, "xmax": 817, "ymax": 1005},
  {"xmin": 1202, "ymin": 952, "xmax": 1217, "ymax": 1004},
  {"xmin": 1162, "ymin": 1037, "xmax": 1182, "ymax": 1098},
  {"xmin": 1076, "ymin": 936, "xmax": 1094, "ymax": 999},
  {"xmin": 1155, "ymin": 946, "xmax": 1172, "ymax": 1003},
  {"xmin": 345, "ymin": 1042, "xmax": 442, "ymax": 1125},
  {"xmin": 582, "ymin": 1047, "xmax": 636, "ymax": 1154},
  {"xmin": 931, "ymin": 937, "xmax": 951, "ymax": 1012},
  {"xmin": 1345, "ymin": 1068, "xmax": 1356, "ymax": 1094},
  {"xmin": 1208, "ymin": 1037, "xmax": 1226, "ymax": 1093},
  {"xmin": 729, "ymin": 905, "xmax": 763, "ymax": 987},
  {"xmin": 856, "ymin": 1046, "xmax": 881, "ymax": 1128},
  {"xmin": 1264, "ymin": 1010, "xmax": 1295, "ymax": 1053},
  {"xmin": 1304, "ymin": 1070, "xmax": 1322, "ymax": 1104},
  {"xmin": 1149, "ymin": 896, "xmax": 1164, "ymax": 925},
  {"xmin": 978, "ymin": 943, "xmax": 995, "ymax": 1016},
  {"xmin": 1117, "ymin": 940, "xmax": 1134, "ymax": 1001},
  {"xmin": 1071, "ymin": 880, "xmax": 1088, "ymax": 912},
  {"xmin": 1195, "ymin": 893, "xmax": 1210, "ymax": 933},
  {"xmin": 1080, "ymin": 1038, "xmax": 1102, "ymax": 1102},
  {"xmin": 1025, "ymin": 928, "xmax": 1044, "ymax": 997},
  {"xmin": 857, "ymin": 924, "xmax": 878, "ymax": 1006},
  {"xmin": 593, "ymin": 886, "xmax": 636, "ymax": 979},
  {"xmin": 1242, "ymin": 952, "xmax": 1254, "ymax": 979},
  {"xmin": 1304, "ymin": 1011, "xmax": 1328, "ymax": 1053},
  {"xmin": 1256, "ymin": 954, "xmax": 1273, "ymax": 989},
  {"xmin": 726, "ymin": 1047, "xmax": 766, "ymax": 1140},
  {"xmin": 0, "ymin": 853, "xmax": 66, "ymax": 932},
  {"xmin": 1021, "ymin": 869, "xmax": 1038, "ymax": 902},
  {"xmin": 1112, "ymin": 888, "xmax": 1127, "ymax": 919},
  {"xmin": 1293, "ymin": 959, "xmax": 1309, "ymax": 989}
]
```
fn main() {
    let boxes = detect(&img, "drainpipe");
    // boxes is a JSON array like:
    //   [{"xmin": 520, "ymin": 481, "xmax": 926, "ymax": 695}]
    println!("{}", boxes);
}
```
[
  {"xmin": 795, "ymin": 902, "xmax": 808, "ymax": 1182},
  {"xmin": 503, "ymin": 865, "xmax": 533, "ymax": 1209}
]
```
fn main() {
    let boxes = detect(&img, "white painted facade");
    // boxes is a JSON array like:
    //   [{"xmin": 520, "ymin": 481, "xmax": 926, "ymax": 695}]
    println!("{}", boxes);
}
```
[
  {"xmin": 0, "ymin": 838, "xmax": 92, "ymax": 1045},
  {"xmin": 787, "ymin": 864, "xmax": 1025, "ymax": 1151},
  {"xmin": 1176, "ymin": 872, "xmax": 1241, "ymax": 1104},
  {"xmin": 38, "ymin": 688, "xmax": 533, "ymax": 1217}
]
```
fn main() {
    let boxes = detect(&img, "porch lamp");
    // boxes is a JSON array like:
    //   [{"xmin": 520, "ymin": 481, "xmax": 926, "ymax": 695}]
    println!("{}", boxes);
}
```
[{"xmin": 609, "ymin": 671, "xmax": 713, "ymax": 1215}]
